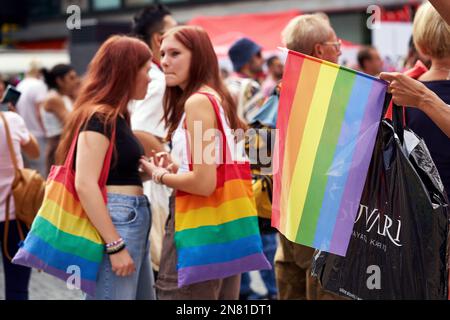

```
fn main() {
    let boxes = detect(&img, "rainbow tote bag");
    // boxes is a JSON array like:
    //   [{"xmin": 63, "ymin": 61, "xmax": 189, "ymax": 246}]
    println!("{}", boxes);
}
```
[{"xmin": 174, "ymin": 92, "xmax": 271, "ymax": 287}]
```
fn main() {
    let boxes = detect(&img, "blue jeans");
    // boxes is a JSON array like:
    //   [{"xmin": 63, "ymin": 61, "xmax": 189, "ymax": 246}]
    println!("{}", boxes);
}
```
[
  {"xmin": 240, "ymin": 232, "xmax": 277, "ymax": 298},
  {"xmin": 0, "ymin": 220, "xmax": 31, "ymax": 300},
  {"xmin": 86, "ymin": 193, "xmax": 155, "ymax": 300}
]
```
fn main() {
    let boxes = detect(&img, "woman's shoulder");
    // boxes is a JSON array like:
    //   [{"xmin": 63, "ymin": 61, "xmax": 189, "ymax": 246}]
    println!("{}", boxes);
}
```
[
  {"xmin": 184, "ymin": 92, "xmax": 217, "ymax": 113},
  {"xmin": 3, "ymin": 111, "xmax": 26, "ymax": 126}
]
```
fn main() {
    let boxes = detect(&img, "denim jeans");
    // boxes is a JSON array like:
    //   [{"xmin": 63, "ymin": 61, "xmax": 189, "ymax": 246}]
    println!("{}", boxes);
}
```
[
  {"xmin": 0, "ymin": 220, "xmax": 31, "ymax": 300},
  {"xmin": 86, "ymin": 193, "xmax": 155, "ymax": 300}
]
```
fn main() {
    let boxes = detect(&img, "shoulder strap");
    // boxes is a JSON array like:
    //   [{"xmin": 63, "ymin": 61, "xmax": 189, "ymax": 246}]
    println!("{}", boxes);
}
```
[
  {"xmin": 194, "ymin": 92, "xmax": 232, "ymax": 163},
  {"xmin": 64, "ymin": 118, "xmax": 117, "ymax": 188},
  {"xmin": 0, "ymin": 112, "xmax": 19, "ymax": 171}
]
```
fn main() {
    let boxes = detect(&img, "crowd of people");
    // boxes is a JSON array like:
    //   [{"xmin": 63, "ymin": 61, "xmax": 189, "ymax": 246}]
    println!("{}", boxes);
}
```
[{"xmin": 0, "ymin": 0, "xmax": 449, "ymax": 300}]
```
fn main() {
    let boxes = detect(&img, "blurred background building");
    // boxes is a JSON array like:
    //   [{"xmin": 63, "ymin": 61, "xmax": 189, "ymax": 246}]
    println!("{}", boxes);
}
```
[{"xmin": 0, "ymin": 0, "xmax": 421, "ymax": 76}]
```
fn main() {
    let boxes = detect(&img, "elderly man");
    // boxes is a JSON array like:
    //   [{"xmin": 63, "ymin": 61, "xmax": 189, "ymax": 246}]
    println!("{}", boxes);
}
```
[{"xmin": 274, "ymin": 13, "xmax": 345, "ymax": 300}]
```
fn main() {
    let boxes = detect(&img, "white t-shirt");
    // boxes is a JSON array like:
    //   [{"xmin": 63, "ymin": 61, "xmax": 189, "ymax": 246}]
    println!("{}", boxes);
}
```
[
  {"xmin": 16, "ymin": 77, "xmax": 48, "ymax": 138},
  {"xmin": 40, "ymin": 90, "xmax": 74, "ymax": 138},
  {"xmin": 129, "ymin": 62, "xmax": 167, "ymax": 139},
  {"xmin": 0, "ymin": 112, "xmax": 31, "ymax": 222}
]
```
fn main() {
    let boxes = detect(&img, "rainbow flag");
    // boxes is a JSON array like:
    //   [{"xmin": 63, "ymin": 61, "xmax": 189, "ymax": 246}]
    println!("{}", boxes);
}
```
[{"xmin": 272, "ymin": 50, "xmax": 387, "ymax": 256}]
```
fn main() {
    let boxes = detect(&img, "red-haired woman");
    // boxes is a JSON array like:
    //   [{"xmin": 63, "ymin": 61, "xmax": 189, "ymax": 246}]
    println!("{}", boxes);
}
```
[
  {"xmin": 139, "ymin": 26, "xmax": 249, "ymax": 299},
  {"xmin": 56, "ymin": 35, "xmax": 155, "ymax": 300}
]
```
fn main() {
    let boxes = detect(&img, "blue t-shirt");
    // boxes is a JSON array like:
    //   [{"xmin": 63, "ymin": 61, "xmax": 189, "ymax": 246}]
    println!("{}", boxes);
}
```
[{"xmin": 406, "ymin": 80, "xmax": 450, "ymax": 198}]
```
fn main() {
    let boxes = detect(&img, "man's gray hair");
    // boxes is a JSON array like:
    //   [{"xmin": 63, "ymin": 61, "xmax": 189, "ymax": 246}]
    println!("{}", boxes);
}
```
[{"xmin": 281, "ymin": 13, "xmax": 333, "ymax": 55}]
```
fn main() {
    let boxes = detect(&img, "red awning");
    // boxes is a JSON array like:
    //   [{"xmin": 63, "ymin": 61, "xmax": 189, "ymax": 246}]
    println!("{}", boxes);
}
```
[
  {"xmin": 188, "ymin": 10, "xmax": 301, "ymax": 58},
  {"xmin": 188, "ymin": 10, "xmax": 361, "ymax": 59}
]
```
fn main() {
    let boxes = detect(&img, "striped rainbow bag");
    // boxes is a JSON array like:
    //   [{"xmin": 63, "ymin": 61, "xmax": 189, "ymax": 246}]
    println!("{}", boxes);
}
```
[
  {"xmin": 174, "ymin": 92, "xmax": 271, "ymax": 287},
  {"xmin": 12, "ymin": 126, "xmax": 115, "ymax": 296}
]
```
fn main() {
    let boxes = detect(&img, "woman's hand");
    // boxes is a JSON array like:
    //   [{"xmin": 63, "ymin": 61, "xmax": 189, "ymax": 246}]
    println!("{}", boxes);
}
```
[
  {"xmin": 139, "ymin": 156, "xmax": 170, "ymax": 183},
  {"xmin": 109, "ymin": 248, "xmax": 136, "ymax": 277},
  {"xmin": 154, "ymin": 151, "xmax": 177, "ymax": 173},
  {"xmin": 379, "ymin": 72, "xmax": 430, "ymax": 108}
]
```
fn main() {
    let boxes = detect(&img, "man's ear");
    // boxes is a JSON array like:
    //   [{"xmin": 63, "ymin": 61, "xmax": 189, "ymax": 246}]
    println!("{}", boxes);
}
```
[
  {"xmin": 150, "ymin": 33, "xmax": 162, "ymax": 51},
  {"xmin": 313, "ymin": 43, "xmax": 323, "ymax": 59}
]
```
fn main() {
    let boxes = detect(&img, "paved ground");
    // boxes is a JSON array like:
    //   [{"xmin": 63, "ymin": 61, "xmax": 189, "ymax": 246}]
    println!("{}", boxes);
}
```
[{"xmin": 0, "ymin": 252, "xmax": 266, "ymax": 300}]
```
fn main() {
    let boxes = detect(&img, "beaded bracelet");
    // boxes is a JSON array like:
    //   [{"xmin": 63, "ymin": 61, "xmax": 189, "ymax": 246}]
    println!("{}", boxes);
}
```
[
  {"xmin": 105, "ymin": 237, "xmax": 123, "ymax": 248},
  {"xmin": 106, "ymin": 242, "xmax": 126, "ymax": 255}
]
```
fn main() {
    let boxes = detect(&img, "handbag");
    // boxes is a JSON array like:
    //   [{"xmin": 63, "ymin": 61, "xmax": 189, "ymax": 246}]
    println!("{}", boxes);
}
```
[
  {"xmin": 0, "ymin": 112, "xmax": 45, "ymax": 260},
  {"xmin": 312, "ymin": 105, "xmax": 449, "ymax": 299},
  {"xmin": 174, "ymin": 92, "xmax": 271, "ymax": 287},
  {"xmin": 12, "ymin": 123, "xmax": 116, "ymax": 296}
]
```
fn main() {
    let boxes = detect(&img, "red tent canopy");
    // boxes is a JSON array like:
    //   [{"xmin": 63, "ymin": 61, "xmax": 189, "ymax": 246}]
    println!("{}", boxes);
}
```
[{"xmin": 188, "ymin": 10, "xmax": 301, "ymax": 58}]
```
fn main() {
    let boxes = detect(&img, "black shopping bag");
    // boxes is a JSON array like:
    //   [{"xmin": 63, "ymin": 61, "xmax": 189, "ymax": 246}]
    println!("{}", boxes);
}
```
[{"xmin": 313, "ymin": 106, "xmax": 449, "ymax": 300}]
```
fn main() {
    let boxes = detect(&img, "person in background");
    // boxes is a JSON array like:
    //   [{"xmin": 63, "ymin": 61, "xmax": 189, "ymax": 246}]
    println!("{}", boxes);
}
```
[
  {"xmin": 130, "ymin": 4, "xmax": 177, "ymax": 155},
  {"xmin": 41, "ymin": 64, "xmax": 80, "ymax": 175},
  {"xmin": 130, "ymin": 3, "xmax": 178, "ymax": 281},
  {"xmin": 0, "ymin": 110, "xmax": 40, "ymax": 300},
  {"xmin": 226, "ymin": 37, "xmax": 265, "ymax": 123},
  {"xmin": 357, "ymin": 46, "xmax": 384, "ymax": 77},
  {"xmin": 15, "ymin": 61, "xmax": 48, "ymax": 176},
  {"xmin": 261, "ymin": 56, "xmax": 284, "ymax": 98}
]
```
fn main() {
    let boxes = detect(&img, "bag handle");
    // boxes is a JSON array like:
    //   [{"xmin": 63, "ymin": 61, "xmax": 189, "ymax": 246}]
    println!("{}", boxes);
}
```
[
  {"xmin": 183, "ymin": 92, "xmax": 233, "ymax": 171},
  {"xmin": 63, "ymin": 116, "xmax": 116, "ymax": 187},
  {"xmin": 392, "ymin": 103, "xmax": 405, "ymax": 144},
  {"xmin": 195, "ymin": 92, "xmax": 232, "ymax": 163},
  {"xmin": 0, "ymin": 112, "xmax": 19, "ymax": 172}
]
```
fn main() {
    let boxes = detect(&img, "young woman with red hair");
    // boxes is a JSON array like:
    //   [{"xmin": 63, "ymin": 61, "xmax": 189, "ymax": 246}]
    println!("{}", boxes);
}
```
[
  {"xmin": 56, "ymin": 35, "xmax": 154, "ymax": 300},
  {"xmin": 139, "ymin": 26, "xmax": 249, "ymax": 299}
]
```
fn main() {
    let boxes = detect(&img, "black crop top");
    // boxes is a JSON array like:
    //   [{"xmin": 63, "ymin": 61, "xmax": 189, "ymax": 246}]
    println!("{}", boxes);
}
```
[{"xmin": 76, "ymin": 114, "xmax": 144, "ymax": 186}]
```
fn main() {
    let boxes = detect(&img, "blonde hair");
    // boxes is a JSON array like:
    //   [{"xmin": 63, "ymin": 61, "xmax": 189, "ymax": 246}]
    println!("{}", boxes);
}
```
[
  {"xmin": 413, "ymin": 1, "xmax": 450, "ymax": 59},
  {"xmin": 281, "ymin": 13, "xmax": 333, "ymax": 55}
]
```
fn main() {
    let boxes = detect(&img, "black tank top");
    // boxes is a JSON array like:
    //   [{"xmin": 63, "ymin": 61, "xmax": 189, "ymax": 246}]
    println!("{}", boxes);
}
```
[{"xmin": 76, "ymin": 113, "xmax": 144, "ymax": 186}]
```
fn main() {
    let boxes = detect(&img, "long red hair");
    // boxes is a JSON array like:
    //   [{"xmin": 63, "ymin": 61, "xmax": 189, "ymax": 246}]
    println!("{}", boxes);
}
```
[
  {"xmin": 162, "ymin": 26, "xmax": 245, "ymax": 139},
  {"xmin": 56, "ymin": 35, "xmax": 152, "ymax": 164}
]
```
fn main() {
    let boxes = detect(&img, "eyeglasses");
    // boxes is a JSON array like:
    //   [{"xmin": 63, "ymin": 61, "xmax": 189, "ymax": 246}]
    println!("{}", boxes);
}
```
[{"xmin": 321, "ymin": 39, "xmax": 342, "ymax": 51}]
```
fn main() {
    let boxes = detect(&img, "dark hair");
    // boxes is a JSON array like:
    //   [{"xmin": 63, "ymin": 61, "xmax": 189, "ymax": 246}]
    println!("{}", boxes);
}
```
[
  {"xmin": 357, "ymin": 46, "xmax": 375, "ymax": 69},
  {"xmin": 42, "ymin": 64, "xmax": 74, "ymax": 90},
  {"xmin": 131, "ymin": 4, "xmax": 171, "ymax": 45},
  {"xmin": 266, "ymin": 55, "xmax": 280, "ymax": 68}
]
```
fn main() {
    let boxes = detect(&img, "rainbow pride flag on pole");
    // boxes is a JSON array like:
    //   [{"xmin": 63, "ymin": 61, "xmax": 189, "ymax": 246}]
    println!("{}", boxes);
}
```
[{"xmin": 272, "ymin": 50, "xmax": 387, "ymax": 256}]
